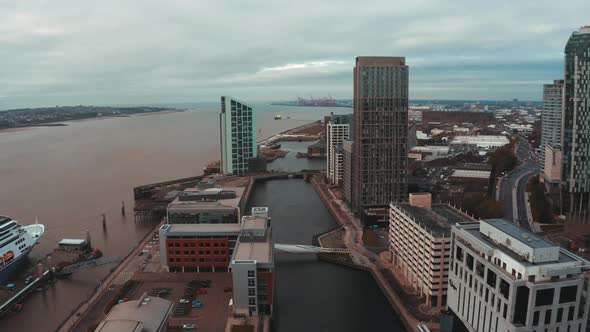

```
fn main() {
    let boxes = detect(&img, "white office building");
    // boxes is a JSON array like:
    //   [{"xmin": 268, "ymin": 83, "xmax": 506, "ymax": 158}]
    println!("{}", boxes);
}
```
[{"xmin": 447, "ymin": 219, "xmax": 590, "ymax": 332}]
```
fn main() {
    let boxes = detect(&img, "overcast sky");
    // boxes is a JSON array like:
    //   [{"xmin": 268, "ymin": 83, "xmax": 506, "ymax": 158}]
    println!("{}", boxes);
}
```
[{"xmin": 1, "ymin": 1, "xmax": 588, "ymax": 109}]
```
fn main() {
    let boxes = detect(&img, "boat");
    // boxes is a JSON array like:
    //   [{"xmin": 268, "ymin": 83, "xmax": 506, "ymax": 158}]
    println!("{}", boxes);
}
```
[
  {"xmin": 274, "ymin": 114, "xmax": 282, "ymax": 120},
  {"xmin": 0, "ymin": 216, "xmax": 45, "ymax": 284}
]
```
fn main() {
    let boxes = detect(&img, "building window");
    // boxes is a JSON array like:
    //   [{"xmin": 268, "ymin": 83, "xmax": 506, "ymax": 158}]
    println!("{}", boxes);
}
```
[
  {"xmin": 248, "ymin": 270, "xmax": 255, "ymax": 277},
  {"xmin": 248, "ymin": 288, "xmax": 256, "ymax": 296},
  {"xmin": 248, "ymin": 297, "xmax": 256, "ymax": 305},
  {"xmin": 545, "ymin": 309, "xmax": 552, "ymax": 324},
  {"xmin": 248, "ymin": 279, "xmax": 255, "ymax": 287},
  {"xmin": 532, "ymin": 311, "xmax": 539, "ymax": 326},
  {"xmin": 536, "ymin": 288, "xmax": 555, "ymax": 306},
  {"xmin": 499, "ymin": 279, "xmax": 510, "ymax": 299}
]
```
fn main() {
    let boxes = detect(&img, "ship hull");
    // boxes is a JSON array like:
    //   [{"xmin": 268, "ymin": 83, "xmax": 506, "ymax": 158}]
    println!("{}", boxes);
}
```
[{"xmin": 0, "ymin": 248, "xmax": 32, "ymax": 285}]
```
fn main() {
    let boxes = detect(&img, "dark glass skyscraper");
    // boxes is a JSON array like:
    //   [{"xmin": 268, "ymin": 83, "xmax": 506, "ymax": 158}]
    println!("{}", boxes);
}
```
[
  {"xmin": 351, "ymin": 57, "xmax": 409, "ymax": 216},
  {"xmin": 562, "ymin": 26, "xmax": 590, "ymax": 213}
]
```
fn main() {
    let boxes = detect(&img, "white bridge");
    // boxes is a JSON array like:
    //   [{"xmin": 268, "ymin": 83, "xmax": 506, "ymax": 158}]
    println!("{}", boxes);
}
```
[{"xmin": 274, "ymin": 243, "xmax": 350, "ymax": 254}]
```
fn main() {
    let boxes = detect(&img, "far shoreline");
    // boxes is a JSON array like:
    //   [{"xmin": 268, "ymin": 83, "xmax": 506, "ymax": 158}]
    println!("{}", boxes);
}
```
[{"xmin": 0, "ymin": 109, "xmax": 184, "ymax": 134}]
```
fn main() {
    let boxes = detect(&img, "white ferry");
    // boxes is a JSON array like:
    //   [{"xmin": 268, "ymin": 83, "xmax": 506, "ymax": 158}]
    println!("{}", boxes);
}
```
[{"xmin": 0, "ymin": 216, "xmax": 45, "ymax": 284}]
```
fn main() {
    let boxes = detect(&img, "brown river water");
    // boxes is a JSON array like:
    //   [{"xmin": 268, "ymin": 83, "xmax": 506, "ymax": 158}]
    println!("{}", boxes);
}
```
[{"xmin": 0, "ymin": 103, "xmax": 403, "ymax": 331}]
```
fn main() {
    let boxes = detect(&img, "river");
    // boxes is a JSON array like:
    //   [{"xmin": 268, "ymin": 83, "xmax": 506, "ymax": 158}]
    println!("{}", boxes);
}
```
[{"xmin": 0, "ymin": 103, "xmax": 403, "ymax": 331}]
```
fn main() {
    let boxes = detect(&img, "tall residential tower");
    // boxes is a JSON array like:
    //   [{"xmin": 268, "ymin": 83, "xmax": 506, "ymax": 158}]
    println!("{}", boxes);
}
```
[
  {"xmin": 220, "ymin": 96, "xmax": 257, "ymax": 176},
  {"xmin": 351, "ymin": 56, "xmax": 409, "ymax": 217},
  {"xmin": 540, "ymin": 80, "xmax": 564, "ymax": 169},
  {"xmin": 562, "ymin": 26, "xmax": 590, "ymax": 213},
  {"xmin": 326, "ymin": 113, "xmax": 353, "ymax": 185}
]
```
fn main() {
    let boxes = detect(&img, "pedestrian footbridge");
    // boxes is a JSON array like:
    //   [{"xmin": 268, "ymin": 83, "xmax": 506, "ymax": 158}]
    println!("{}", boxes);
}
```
[{"xmin": 274, "ymin": 243, "xmax": 350, "ymax": 254}]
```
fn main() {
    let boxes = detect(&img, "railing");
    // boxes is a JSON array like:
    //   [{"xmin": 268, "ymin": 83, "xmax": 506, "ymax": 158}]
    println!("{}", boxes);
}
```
[{"xmin": 274, "ymin": 243, "xmax": 350, "ymax": 254}]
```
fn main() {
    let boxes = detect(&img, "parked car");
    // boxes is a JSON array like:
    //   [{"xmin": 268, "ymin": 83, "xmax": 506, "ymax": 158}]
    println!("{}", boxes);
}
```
[
  {"xmin": 197, "ymin": 288, "xmax": 208, "ymax": 295},
  {"xmin": 191, "ymin": 300, "xmax": 202, "ymax": 308},
  {"xmin": 179, "ymin": 298, "xmax": 190, "ymax": 304},
  {"xmin": 223, "ymin": 287, "xmax": 232, "ymax": 293},
  {"xmin": 182, "ymin": 323, "xmax": 196, "ymax": 330}
]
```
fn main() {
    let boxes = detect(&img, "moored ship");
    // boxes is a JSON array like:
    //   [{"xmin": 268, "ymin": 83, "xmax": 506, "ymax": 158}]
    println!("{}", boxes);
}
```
[{"xmin": 0, "ymin": 216, "xmax": 45, "ymax": 284}]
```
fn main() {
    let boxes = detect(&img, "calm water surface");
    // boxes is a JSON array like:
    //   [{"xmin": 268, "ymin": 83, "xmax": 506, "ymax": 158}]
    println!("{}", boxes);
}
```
[{"xmin": 0, "ymin": 104, "xmax": 401, "ymax": 331}]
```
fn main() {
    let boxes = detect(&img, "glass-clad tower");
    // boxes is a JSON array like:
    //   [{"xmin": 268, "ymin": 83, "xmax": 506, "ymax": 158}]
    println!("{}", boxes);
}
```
[
  {"xmin": 562, "ymin": 26, "xmax": 590, "ymax": 213},
  {"xmin": 220, "ymin": 96, "xmax": 257, "ymax": 175},
  {"xmin": 352, "ymin": 57, "xmax": 409, "ymax": 216}
]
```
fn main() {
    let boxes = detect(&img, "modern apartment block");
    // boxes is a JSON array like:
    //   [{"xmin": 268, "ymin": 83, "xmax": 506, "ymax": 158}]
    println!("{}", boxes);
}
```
[
  {"xmin": 230, "ymin": 207, "xmax": 274, "ymax": 317},
  {"xmin": 447, "ymin": 219, "xmax": 590, "ymax": 332},
  {"xmin": 326, "ymin": 113, "xmax": 353, "ymax": 185},
  {"xmin": 562, "ymin": 26, "xmax": 590, "ymax": 212},
  {"xmin": 220, "ymin": 96, "xmax": 257, "ymax": 176},
  {"xmin": 342, "ymin": 140, "xmax": 354, "ymax": 206},
  {"xmin": 352, "ymin": 56, "xmax": 409, "ymax": 217},
  {"xmin": 540, "ymin": 80, "xmax": 564, "ymax": 170},
  {"xmin": 389, "ymin": 193, "xmax": 476, "ymax": 308}
]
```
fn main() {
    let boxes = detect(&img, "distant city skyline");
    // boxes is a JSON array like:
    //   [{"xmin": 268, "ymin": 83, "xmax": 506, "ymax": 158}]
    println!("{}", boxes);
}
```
[{"xmin": 1, "ymin": 1, "xmax": 588, "ymax": 109}]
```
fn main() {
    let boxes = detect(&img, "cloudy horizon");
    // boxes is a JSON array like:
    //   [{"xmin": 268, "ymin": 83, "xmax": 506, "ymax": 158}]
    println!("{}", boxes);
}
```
[{"xmin": 1, "ymin": 1, "xmax": 588, "ymax": 109}]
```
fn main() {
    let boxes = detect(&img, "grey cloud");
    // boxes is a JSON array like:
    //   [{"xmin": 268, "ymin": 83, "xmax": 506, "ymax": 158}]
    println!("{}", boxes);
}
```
[{"xmin": 0, "ymin": 0, "xmax": 588, "ymax": 108}]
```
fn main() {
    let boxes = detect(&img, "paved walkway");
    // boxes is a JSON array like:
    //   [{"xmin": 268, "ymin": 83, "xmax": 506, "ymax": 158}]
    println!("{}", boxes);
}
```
[
  {"xmin": 57, "ymin": 221, "xmax": 163, "ymax": 332},
  {"xmin": 311, "ymin": 177, "xmax": 440, "ymax": 332}
]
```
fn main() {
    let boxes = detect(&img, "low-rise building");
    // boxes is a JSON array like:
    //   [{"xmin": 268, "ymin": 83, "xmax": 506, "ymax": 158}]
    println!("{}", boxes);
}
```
[
  {"xmin": 230, "ymin": 207, "xmax": 274, "ymax": 317},
  {"xmin": 447, "ymin": 219, "xmax": 590, "ymax": 332},
  {"xmin": 166, "ymin": 185, "xmax": 246, "ymax": 224},
  {"xmin": 389, "ymin": 193, "xmax": 477, "ymax": 308},
  {"xmin": 94, "ymin": 294, "xmax": 173, "ymax": 332},
  {"xmin": 541, "ymin": 144, "xmax": 562, "ymax": 194},
  {"xmin": 450, "ymin": 135, "xmax": 509, "ymax": 150}
]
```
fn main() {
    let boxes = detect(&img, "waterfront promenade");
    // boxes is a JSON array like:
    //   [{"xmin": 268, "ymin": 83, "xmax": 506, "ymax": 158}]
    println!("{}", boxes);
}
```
[{"xmin": 310, "ymin": 176, "xmax": 440, "ymax": 332}]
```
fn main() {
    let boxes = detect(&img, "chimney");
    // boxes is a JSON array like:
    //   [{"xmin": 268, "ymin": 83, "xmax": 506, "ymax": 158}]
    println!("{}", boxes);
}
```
[{"xmin": 409, "ymin": 193, "xmax": 432, "ymax": 208}]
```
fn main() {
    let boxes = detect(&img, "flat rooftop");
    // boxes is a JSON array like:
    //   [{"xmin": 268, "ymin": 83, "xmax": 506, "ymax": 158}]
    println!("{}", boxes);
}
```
[
  {"xmin": 168, "ymin": 186, "xmax": 245, "ymax": 211},
  {"xmin": 242, "ymin": 216, "xmax": 267, "ymax": 231},
  {"xmin": 394, "ymin": 203, "xmax": 476, "ymax": 237},
  {"xmin": 233, "ymin": 232, "xmax": 272, "ymax": 264},
  {"xmin": 450, "ymin": 169, "xmax": 491, "ymax": 179},
  {"xmin": 94, "ymin": 296, "xmax": 172, "ymax": 332},
  {"xmin": 482, "ymin": 218, "xmax": 554, "ymax": 249},
  {"xmin": 461, "ymin": 224, "xmax": 578, "ymax": 266},
  {"xmin": 161, "ymin": 223, "xmax": 242, "ymax": 236}
]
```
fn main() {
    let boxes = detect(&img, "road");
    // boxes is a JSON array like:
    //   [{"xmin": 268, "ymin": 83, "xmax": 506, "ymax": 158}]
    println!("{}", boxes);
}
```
[{"xmin": 497, "ymin": 135, "xmax": 539, "ymax": 230}]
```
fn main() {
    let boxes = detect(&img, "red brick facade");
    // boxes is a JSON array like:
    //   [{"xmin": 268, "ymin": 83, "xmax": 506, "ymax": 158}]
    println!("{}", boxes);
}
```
[{"xmin": 166, "ymin": 238, "xmax": 232, "ymax": 270}]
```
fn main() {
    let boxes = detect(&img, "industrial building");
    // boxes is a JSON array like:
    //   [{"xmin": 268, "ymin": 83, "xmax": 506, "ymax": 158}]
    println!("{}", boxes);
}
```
[
  {"xmin": 230, "ymin": 207, "xmax": 274, "ymax": 317},
  {"xmin": 326, "ymin": 113, "xmax": 353, "ymax": 185},
  {"xmin": 351, "ymin": 56, "xmax": 409, "ymax": 218},
  {"xmin": 421, "ymin": 110, "xmax": 495, "ymax": 126},
  {"xmin": 562, "ymin": 26, "xmax": 590, "ymax": 213},
  {"xmin": 389, "ymin": 193, "xmax": 476, "ymax": 308},
  {"xmin": 450, "ymin": 135, "xmax": 509, "ymax": 152},
  {"xmin": 220, "ymin": 96, "xmax": 257, "ymax": 176},
  {"xmin": 446, "ymin": 219, "xmax": 590, "ymax": 332},
  {"xmin": 94, "ymin": 295, "xmax": 173, "ymax": 332}
]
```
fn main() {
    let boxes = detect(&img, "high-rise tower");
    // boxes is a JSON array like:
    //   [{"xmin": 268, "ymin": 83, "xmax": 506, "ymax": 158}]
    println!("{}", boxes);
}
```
[
  {"xmin": 351, "ymin": 57, "xmax": 409, "ymax": 217},
  {"xmin": 562, "ymin": 26, "xmax": 590, "ymax": 213},
  {"xmin": 220, "ymin": 96, "xmax": 257, "ymax": 176}
]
